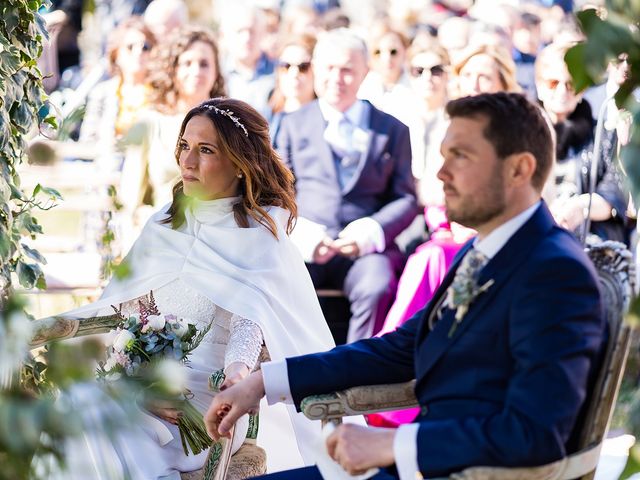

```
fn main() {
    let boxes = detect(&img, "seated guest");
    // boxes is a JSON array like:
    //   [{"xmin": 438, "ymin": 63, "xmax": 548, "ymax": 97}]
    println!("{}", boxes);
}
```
[
  {"xmin": 535, "ymin": 42, "xmax": 628, "ymax": 243},
  {"xmin": 268, "ymin": 33, "xmax": 317, "ymax": 141},
  {"xmin": 79, "ymin": 16, "xmax": 156, "ymax": 172},
  {"xmin": 206, "ymin": 92, "xmax": 607, "ymax": 480},
  {"xmin": 357, "ymin": 25, "xmax": 415, "ymax": 127},
  {"xmin": 219, "ymin": 1, "xmax": 275, "ymax": 120},
  {"xmin": 453, "ymin": 43, "xmax": 521, "ymax": 98},
  {"xmin": 274, "ymin": 28, "xmax": 417, "ymax": 343}
]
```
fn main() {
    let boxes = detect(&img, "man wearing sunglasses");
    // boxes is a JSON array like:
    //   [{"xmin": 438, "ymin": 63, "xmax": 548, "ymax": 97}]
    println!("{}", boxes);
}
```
[{"xmin": 273, "ymin": 28, "xmax": 417, "ymax": 344}]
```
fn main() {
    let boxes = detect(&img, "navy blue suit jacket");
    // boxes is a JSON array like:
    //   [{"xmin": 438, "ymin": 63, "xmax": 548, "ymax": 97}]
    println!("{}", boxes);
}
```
[
  {"xmin": 286, "ymin": 203, "xmax": 606, "ymax": 477},
  {"xmin": 274, "ymin": 100, "xmax": 417, "ymax": 246}
]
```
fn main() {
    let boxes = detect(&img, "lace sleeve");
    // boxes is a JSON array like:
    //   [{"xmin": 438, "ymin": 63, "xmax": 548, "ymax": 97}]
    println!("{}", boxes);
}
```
[{"xmin": 224, "ymin": 316, "xmax": 264, "ymax": 371}]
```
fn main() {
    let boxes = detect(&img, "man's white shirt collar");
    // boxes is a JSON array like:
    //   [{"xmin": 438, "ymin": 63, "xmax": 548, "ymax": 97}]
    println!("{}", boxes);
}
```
[{"xmin": 474, "ymin": 201, "xmax": 541, "ymax": 260}]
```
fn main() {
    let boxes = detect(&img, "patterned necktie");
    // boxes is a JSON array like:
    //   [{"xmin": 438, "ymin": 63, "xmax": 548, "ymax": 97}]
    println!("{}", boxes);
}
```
[{"xmin": 430, "ymin": 247, "xmax": 490, "ymax": 330}]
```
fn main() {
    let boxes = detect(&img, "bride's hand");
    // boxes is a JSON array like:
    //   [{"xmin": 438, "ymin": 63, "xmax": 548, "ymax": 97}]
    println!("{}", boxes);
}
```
[
  {"xmin": 221, "ymin": 362, "xmax": 250, "ymax": 390},
  {"xmin": 146, "ymin": 399, "xmax": 182, "ymax": 425}
]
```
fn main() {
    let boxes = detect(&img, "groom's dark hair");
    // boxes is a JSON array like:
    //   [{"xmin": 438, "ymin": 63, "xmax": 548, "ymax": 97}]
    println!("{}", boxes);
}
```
[{"xmin": 446, "ymin": 92, "xmax": 554, "ymax": 191}]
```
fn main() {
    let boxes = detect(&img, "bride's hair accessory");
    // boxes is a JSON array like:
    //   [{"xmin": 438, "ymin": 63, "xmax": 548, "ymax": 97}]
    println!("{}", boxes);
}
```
[{"xmin": 205, "ymin": 105, "xmax": 249, "ymax": 137}]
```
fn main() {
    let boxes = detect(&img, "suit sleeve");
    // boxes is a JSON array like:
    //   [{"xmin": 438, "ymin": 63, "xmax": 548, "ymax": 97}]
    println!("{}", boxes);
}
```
[
  {"xmin": 369, "ymin": 121, "xmax": 418, "ymax": 245},
  {"xmin": 414, "ymin": 253, "xmax": 605, "ymax": 477},
  {"xmin": 286, "ymin": 308, "xmax": 424, "ymax": 409}
]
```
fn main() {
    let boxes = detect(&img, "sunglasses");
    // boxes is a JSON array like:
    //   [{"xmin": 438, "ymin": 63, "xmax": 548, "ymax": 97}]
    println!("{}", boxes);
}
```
[
  {"xmin": 543, "ymin": 78, "xmax": 574, "ymax": 91},
  {"xmin": 277, "ymin": 61, "xmax": 312, "ymax": 73},
  {"xmin": 409, "ymin": 64, "xmax": 445, "ymax": 78},
  {"xmin": 124, "ymin": 41, "xmax": 152, "ymax": 53},
  {"xmin": 373, "ymin": 48, "xmax": 399, "ymax": 57}
]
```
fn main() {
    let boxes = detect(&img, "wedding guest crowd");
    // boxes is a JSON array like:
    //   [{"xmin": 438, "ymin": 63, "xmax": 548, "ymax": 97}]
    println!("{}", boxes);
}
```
[{"xmin": 38, "ymin": 0, "xmax": 634, "ymax": 348}]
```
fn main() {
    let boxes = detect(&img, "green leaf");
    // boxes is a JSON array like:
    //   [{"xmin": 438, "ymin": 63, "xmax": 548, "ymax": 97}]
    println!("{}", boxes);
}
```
[
  {"xmin": 573, "ymin": 8, "xmax": 636, "ymax": 86},
  {"xmin": 1, "ymin": 8, "xmax": 21, "ymax": 36},
  {"xmin": 0, "ymin": 226, "xmax": 10, "ymax": 259},
  {"xmin": 565, "ymin": 44, "xmax": 595, "ymax": 94},
  {"xmin": 9, "ymin": 182, "xmax": 24, "ymax": 200},
  {"xmin": 10, "ymin": 99, "xmax": 33, "ymax": 134},
  {"xmin": 39, "ymin": 185, "xmax": 62, "ymax": 200},
  {"xmin": 21, "ymin": 243, "xmax": 46, "ymax": 264},
  {"xmin": 16, "ymin": 260, "xmax": 38, "ymax": 288}
]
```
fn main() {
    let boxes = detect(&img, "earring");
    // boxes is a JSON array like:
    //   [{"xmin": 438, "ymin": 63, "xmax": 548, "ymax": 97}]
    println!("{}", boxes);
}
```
[{"xmin": 237, "ymin": 172, "xmax": 243, "ymax": 178}]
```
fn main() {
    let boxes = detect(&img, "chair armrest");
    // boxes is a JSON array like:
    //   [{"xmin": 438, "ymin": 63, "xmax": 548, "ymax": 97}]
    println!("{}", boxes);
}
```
[
  {"xmin": 447, "ymin": 441, "xmax": 602, "ymax": 480},
  {"xmin": 301, "ymin": 380, "xmax": 418, "ymax": 422},
  {"xmin": 30, "ymin": 314, "xmax": 122, "ymax": 348}
]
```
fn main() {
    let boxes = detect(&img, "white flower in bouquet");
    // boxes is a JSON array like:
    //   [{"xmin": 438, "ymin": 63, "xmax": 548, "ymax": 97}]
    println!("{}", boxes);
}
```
[
  {"xmin": 113, "ymin": 330, "xmax": 135, "ymax": 352},
  {"xmin": 104, "ymin": 328, "xmax": 119, "ymax": 347},
  {"xmin": 171, "ymin": 318, "xmax": 189, "ymax": 338},
  {"xmin": 155, "ymin": 359, "xmax": 188, "ymax": 396},
  {"xmin": 103, "ymin": 354, "xmax": 118, "ymax": 371},
  {"xmin": 144, "ymin": 314, "xmax": 166, "ymax": 332}
]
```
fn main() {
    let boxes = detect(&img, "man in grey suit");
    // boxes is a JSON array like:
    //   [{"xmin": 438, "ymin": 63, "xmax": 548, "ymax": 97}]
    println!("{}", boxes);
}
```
[{"xmin": 274, "ymin": 29, "xmax": 417, "ymax": 342}]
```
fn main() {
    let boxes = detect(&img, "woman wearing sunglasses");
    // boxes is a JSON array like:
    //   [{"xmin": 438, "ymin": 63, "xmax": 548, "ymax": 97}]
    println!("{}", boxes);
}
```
[
  {"xmin": 357, "ymin": 25, "xmax": 415, "ymax": 127},
  {"xmin": 268, "ymin": 33, "xmax": 317, "ymax": 141},
  {"xmin": 535, "ymin": 42, "xmax": 628, "ymax": 243}
]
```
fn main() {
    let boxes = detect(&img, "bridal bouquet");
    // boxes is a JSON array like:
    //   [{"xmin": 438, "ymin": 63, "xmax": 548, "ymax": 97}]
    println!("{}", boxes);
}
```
[{"xmin": 97, "ymin": 291, "xmax": 212, "ymax": 455}]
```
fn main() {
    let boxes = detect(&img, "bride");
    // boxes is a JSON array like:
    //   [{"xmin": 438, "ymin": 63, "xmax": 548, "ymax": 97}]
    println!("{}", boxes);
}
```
[{"xmin": 32, "ymin": 97, "xmax": 335, "ymax": 479}]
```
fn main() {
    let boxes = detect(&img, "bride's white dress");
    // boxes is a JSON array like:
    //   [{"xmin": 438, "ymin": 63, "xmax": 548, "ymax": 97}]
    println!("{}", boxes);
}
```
[{"xmin": 46, "ymin": 198, "xmax": 336, "ymax": 479}]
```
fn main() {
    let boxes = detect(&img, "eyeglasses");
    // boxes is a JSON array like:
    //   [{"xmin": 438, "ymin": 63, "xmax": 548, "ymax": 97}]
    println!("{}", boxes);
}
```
[
  {"xmin": 124, "ymin": 41, "xmax": 152, "ymax": 53},
  {"xmin": 373, "ymin": 48, "xmax": 399, "ymax": 57},
  {"xmin": 543, "ymin": 78, "xmax": 574, "ymax": 91},
  {"xmin": 277, "ymin": 61, "xmax": 312, "ymax": 73},
  {"xmin": 409, "ymin": 64, "xmax": 446, "ymax": 78}
]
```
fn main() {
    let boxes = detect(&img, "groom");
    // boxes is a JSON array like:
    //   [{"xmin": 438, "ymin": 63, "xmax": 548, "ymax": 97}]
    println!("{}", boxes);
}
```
[{"xmin": 204, "ymin": 93, "xmax": 607, "ymax": 479}]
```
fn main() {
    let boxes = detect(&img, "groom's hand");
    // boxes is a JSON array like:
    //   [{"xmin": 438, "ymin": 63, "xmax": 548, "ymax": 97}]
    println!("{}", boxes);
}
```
[
  {"xmin": 204, "ymin": 370, "xmax": 265, "ymax": 441},
  {"xmin": 326, "ymin": 424, "xmax": 396, "ymax": 475}
]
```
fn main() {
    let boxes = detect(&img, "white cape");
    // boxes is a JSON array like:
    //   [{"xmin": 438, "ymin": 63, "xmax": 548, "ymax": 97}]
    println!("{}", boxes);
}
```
[{"xmin": 64, "ymin": 198, "xmax": 336, "ymax": 472}]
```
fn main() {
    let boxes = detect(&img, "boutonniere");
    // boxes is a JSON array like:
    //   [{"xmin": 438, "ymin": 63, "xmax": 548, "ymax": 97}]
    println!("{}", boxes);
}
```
[{"xmin": 444, "ymin": 251, "xmax": 495, "ymax": 338}]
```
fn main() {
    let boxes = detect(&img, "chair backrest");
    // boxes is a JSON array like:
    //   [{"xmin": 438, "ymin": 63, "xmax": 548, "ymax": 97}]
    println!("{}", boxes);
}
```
[{"xmin": 576, "ymin": 241, "xmax": 634, "ymax": 466}]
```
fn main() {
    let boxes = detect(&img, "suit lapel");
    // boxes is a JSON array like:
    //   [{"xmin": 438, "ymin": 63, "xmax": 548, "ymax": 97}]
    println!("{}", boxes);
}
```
[{"xmin": 416, "ymin": 203, "xmax": 556, "ymax": 379}]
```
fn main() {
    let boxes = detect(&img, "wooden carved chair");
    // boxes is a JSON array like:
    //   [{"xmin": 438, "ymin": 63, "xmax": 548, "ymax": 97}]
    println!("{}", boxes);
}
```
[{"xmin": 301, "ymin": 241, "xmax": 635, "ymax": 480}]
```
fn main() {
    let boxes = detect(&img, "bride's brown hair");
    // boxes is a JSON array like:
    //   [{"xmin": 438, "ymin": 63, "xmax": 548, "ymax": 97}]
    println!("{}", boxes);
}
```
[{"xmin": 162, "ymin": 98, "xmax": 297, "ymax": 238}]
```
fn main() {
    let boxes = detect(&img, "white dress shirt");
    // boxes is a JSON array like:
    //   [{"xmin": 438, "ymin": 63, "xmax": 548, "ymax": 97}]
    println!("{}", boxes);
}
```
[{"xmin": 264, "ymin": 201, "xmax": 542, "ymax": 479}]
